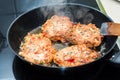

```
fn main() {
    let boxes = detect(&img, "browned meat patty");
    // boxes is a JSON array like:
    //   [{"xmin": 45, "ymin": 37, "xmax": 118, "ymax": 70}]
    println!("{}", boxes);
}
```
[
  {"xmin": 19, "ymin": 33, "xmax": 56, "ymax": 65},
  {"xmin": 65, "ymin": 23, "xmax": 103, "ymax": 47},
  {"xmin": 19, "ymin": 15, "xmax": 103, "ymax": 67},
  {"xmin": 53, "ymin": 44, "xmax": 100, "ymax": 67},
  {"xmin": 41, "ymin": 15, "xmax": 74, "ymax": 42}
]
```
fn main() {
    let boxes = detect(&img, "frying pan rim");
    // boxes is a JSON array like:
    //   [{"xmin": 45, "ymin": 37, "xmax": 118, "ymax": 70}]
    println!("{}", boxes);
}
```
[{"xmin": 7, "ymin": 3, "xmax": 118, "ymax": 69}]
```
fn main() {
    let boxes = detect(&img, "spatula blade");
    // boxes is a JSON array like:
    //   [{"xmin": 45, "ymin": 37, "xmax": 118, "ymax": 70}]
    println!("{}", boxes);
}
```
[{"xmin": 101, "ymin": 22, "xmax": 120, "ymax": 36}]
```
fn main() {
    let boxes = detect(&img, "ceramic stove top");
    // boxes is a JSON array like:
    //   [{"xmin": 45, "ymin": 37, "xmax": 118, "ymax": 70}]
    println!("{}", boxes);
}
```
[
  {"xmin": 0, "ymin": 42, "xmax": 120, "ymax": 80},
  {"xmin": 12, "ymin": 45, "xmax": 120, "ymax": 80}
]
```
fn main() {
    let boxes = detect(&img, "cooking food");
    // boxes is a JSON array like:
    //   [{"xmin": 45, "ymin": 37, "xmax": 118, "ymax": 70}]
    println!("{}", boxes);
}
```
[
  {"xmin": 19, "ymin": 15, "xmax": 102, "ymax": 67},
  {"xmin": 41, "ymin": 15, "xmax": 74, "ymax": 42},
  {"xmin": 42, "ymin": 15, "xmax": 103, "ymax": 47},
  {"xmin": 66, "ymin": 23, "xmax": 103, "ymax": 47},
  {"xmin": 54, "ymin": 44, "xmax": 100, "ymax": 67},
  {"xmin": 19, "ymin": 33, "xmax": 56, "ymax": 65}
]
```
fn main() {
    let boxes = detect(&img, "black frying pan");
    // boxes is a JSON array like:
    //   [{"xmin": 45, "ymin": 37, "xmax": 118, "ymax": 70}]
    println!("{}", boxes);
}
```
[{"xmin": 7, "ymin": 3, "xmax": 117, "ymax": 72}]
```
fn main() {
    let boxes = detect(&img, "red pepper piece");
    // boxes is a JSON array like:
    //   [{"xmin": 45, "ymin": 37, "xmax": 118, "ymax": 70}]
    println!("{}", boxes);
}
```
[{"xmin": 67, "ymin": 58, "xmax": 74, "ymax": 63}]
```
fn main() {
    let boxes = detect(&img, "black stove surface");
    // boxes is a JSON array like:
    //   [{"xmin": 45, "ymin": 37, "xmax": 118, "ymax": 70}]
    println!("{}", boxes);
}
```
[
  {"xmin": 1, "ymin": 0, "xmax": 120, "ymax": 80},
  {"xmin": 12, "ymin": 44, "xmax": 120, "ymax": 80},
  {"xmin": 13, "ymin": 56, "xmax": 103, "ymax": 80}
]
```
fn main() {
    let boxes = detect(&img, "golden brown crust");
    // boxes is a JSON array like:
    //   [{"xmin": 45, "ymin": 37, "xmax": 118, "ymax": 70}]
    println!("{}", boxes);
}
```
[
  {"xmin": 19, "ymin": 33, "xmax": 56, "ymax": 65},
  {"xmin": 41, "ymin": 15, "xmax": 74, "ymax": 42},
  {"xmin": 65, "ymin": 23, "xmax": 103, "ymax": 47},
  {"xmin": 53, "ymin": 44, "xmax": 100, "ymax": 67},
  {"xmin": 19, "ymin": 15, "xmax": 102, "ymax": 67}
]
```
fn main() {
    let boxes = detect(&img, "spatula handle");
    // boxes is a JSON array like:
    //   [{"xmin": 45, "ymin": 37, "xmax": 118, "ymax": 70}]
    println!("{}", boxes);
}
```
[{"xmin": 107, "ymin": 22, "xmax": 120, "ymax": 36}]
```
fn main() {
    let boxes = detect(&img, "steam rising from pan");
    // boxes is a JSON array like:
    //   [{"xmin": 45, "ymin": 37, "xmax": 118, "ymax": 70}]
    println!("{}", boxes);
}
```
[{"xmin": 38, "ymin": 4, "xmax": 94, "ymax": 24}]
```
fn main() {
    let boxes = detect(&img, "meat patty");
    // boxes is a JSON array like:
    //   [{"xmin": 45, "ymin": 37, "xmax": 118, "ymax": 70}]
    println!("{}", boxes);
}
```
[
  {"xmin": 41, "ymin": 15, "xmax": 74, "ymax": 42},
  {"xmin": 53, "ymin": 44, "xmax": 100, "ymax": 67},
  {"xmin": 19, "ymin": 33, "xmax": 56, "ymax": 65},
  {"xmin": 66, "ymin": 23, "xmax": 103, "ymax": 47},
  {"xmin": 19, "ymin": 15, "xmax": 103, "ymax": 67}
]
